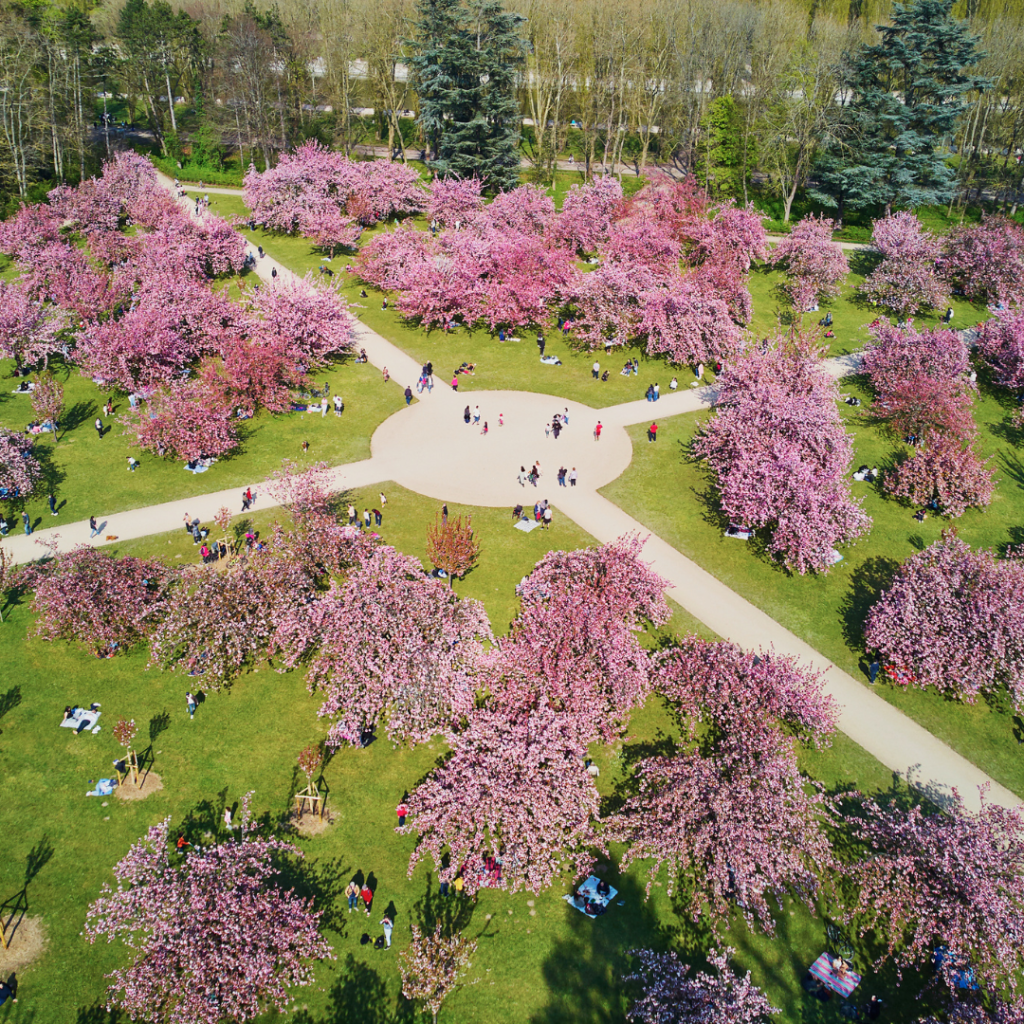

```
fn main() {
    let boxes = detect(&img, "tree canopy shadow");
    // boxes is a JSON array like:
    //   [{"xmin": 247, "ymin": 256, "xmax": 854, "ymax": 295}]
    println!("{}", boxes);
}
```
[
  {"xmin": 412, "ymin": 874, "xmax": 477, "ymax": 937},
  {"xmin": 292, "ymin": 952, "xmax": 413, "ymax": 1024},
  {"xmin": 838, "ymin": 555, "xmax": 900, "ymax": 661},
  {"xmin": 530, "ymin": 870, "xmax": 668, "ymax": 1024}
]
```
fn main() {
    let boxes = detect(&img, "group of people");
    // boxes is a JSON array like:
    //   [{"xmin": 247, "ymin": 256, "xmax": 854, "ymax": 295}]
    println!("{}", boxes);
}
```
[
  {"xmin": 417, "ymin": 362, "xmax": 434, "ymax": 393},
  {"xmin": 512, "ymin": 500, "xmax": 554, "ymax": 529},
  {"xmin": 852, "ymin": 465, "xmax": 879, "ymax": 482},
  {"xmin": 645, "ymin": 383, "xmax": 661, "ymax": 402},
  {"xmin": 546, "ymin": 409, "xmax": 570, "ymax": 439},
  {"xmin": 347, "ymin": 504, "xmax": 384, "ymax": 529}
]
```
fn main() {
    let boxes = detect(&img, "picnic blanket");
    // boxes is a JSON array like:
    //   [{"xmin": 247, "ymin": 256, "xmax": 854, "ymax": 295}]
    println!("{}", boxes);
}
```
[
  {"xmin": 514, "ymin": 519, "xmax": 540, "ymax": 533},
  {"xmin": 563, "ymin": 875, "xmax": 619, "ymax": 919},
  {"xmin": 87, "ymin": 778, "xmax": 118, "ymax": 797},
  {"xmin": 184, "ymin": 464, "xmax": 209, "ymax": 474},
  {"xmin": 61, "ymin": 708, "xmax": 101, "ymax": 733},
  {"xmin": 808, "ymin": 953, "xmax": 861, "ymax": 998}
]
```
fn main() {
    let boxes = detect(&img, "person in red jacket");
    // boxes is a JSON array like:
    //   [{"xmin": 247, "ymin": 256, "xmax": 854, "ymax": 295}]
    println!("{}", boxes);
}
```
[
  {"xmin": 648, "ymin": 422, "xmax": 658, "ymax": 443},
  {"xmin": 396, "ymin": 801, "xmax": 409, "ymax": 826},
  {"xmin": 361, "ymin": 884, "xmax": 373, "ymax": 916}
]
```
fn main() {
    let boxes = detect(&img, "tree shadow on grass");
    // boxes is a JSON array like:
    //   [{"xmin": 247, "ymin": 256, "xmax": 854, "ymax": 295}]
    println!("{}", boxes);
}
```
[
  {"xmin": 599, "ymin": 731, "xmax": 677, "ymax": 818},
  {"xmin": 412, "ymin": 874, "xmax": 477, "ymax": 937},
  {"xmin": 293, "ymin": 952, "xmax": 413, "ymax": 1024},
  {"xmin": 838, "ymin": 556, "xmax": 900, "ymax": 668},
  {"xmin": 530, "ymin": 871, "xmax": 667, "ymax": 1024},
  {"xmin": 997, "ymin": 448, "xmax": 1024, "ymax": 492},
  {"xmin": 75, "ymin": 1006, "xmax": 123, "ymax": 1024},
  {"xmin": 0, "ymin": 685, "xmax": 22, "ymax": 731},
  {"xmin": 62, "ymin": 399, "xmax": 98, "ymax": 435}
]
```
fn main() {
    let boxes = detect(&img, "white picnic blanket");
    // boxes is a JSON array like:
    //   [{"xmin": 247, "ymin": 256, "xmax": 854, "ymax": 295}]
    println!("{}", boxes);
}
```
[
  {"xmin": 514, "ymin": 519, "xmax": 540, "ymax": 533},
  {"xmin": 60, "ymin": 708, "xmax": 101, "ymax": 732},
  {"xmin": 563, "ymin": 875, "xmax": 619, "ymax": 919}
]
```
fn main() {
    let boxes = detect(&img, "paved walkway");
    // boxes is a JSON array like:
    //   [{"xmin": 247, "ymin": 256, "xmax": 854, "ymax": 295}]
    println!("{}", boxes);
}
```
[{"xmin": 16, "ymin": 176, "xmax": 1013, "ymax": 814}]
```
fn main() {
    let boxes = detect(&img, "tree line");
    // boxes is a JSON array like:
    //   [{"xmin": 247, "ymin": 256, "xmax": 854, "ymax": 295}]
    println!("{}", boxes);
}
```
[{"xmin": 2, "ymin": 0, "xmax": 1024, "ymax": 214}]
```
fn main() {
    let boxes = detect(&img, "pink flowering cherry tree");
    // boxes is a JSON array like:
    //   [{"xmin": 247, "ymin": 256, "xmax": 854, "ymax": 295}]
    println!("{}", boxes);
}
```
[
  {"xmin": 940, "ymin": 217, "xmax": 1024, "ymax": 305},
  {"xmin": 553, "ymin": 176, "xmax": 624, "ymax": 253},
  {"xmin": 977, "ymin": 308, "xmax": 1024, "ymax": 391},
  {"xmin": 843, "ymin": 788, "xmax": 1024, "ymax": 997},
  {"xmin": 693, "ymin": 338, "xmax": 870, "ymax": 574},
  {"xmin": 487, "ymin": 536, "xmax": 669, "ymax": 740},
  {"xmin": 128, "ymin": 383, "xmax": 239, "ymax": 462},
  {"xmin": 402, "ymin": 704, "xmax": 601, "ymax": 894},
  {"xmin": 276, "ymin": 546, "xmax": 492, "ymax": 747},
  {"xmin": 768, "ymin": 215, "xmax": 850, "ymax": 312},
  {"xmin": 860, "ymin": 212, "xmax": 947, "ymax": 316},
  {"xmin": 638, "ymin": 275, "xmax": 744, "ymax": 367},
  {"xmin": 609, "ymin": 638, "xmax": 837, "ymax": 936},
  {"xmin": 884, "ymin": 432, "xmax": 994, "ymax": 518},
  {"xmin": 425, "ymin": 176, "xmax": 486, "ymax": 227},
  {"xmin": 864, "ymin": 531, "xmax": 1024, "ymax": 709},
  {"xmin": 625, "ymin": 947, "xmax": 780, "ymax": 1024},
  {"xmin": 24, "ymin": 547, "xmax": 168, "ymax": 655},
  {"xmin": 0, "ymin": 428, "xmax": 42, "ymax": 497},
  {"xmin": 862, "ymin": 322, "xmax": 970, "ymax": 397},
  {"xmin": 85, "ymin": 811, "xmax": 332, "ymax": 1024},
  {"xmin": 0, "ymin": 280, "xmax": 72, "ymax": 370}
]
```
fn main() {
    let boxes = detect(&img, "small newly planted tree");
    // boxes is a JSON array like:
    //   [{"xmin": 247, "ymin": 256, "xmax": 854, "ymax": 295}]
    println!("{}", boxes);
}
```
[
  {"xmin": 400, "ymin": 924, "xmax": 477, "ymax": 1024},
  {"xmin": 31, "ymin": 372, "xmax": 65, "ymax": 441},
  {"xmin": 426, "ymin": 513, "xmax": 480, "ymax": 585},
  {"xmin": 113, "ymin": 718, "xmax": 139, "ymax": 785}
]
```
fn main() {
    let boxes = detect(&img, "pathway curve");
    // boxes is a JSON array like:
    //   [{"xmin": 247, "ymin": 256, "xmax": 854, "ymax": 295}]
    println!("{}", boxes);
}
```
[{"xmin": 9, "ymin": 179, "xmax": 1011, "ymax": 814}]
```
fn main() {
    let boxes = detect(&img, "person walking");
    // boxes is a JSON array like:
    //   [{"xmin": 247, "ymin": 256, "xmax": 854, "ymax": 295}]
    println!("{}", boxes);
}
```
[
  {"xmin": 592, "ymin": 360, "xmax": 600, "ymax": 379},
  {"xmin": 648, "ymin": 421, "xmax": 658, "ymax": 442},
  {"xmin": 653, "ymin": 382, "xmax": 660, "ymax": 401},
  {"xmin": 441, "ymin": 504, "xmax": 448, "ymax": 523},
  {"xmin": 569, "ymin": 467, "xmax": 578, "ymax": 487},
  {"xmin": 22, "ymin": 511, "xmax": 32, "ymax": 536},
  {"xmin": 464, "ymin": 405, "xmax": 471, "ymax": 425},
  {"xmin": 381, "ymin": 916, "xmax": 394, "ymax": 948},
  {"xmin": 404, "ymin": 385, "xmax": 413, "ymax": 405},
  {"xmin": 127, "ymin": 456, "xmax": 139, "ymax": 471},
  {"xmin": 363, "ymin": 509, "xmax": 372, "ymax": 530},
  {"xmin": 361, "ymin": 883, "xmax": 374, "ymax": 916},
  {"xmin": 373, "ymin": 508, "xmax": 383, "ymax": 526},
  {"xmin": 558, "ymin": 467, "xmax": 567, "ymax": 487},
  {"xmin": 594, "ymin": 421, "xmax": 603, "ymax": 440},
  {"xmin": 382, "ymin": 366, "xmax": 389, "ymax": 383},
  {"xmin": 88, "ymin": 515, "xmax": 102, "ymax": 538},
  {"xmin": 518, "ymin": 466, "xmax": 528, "ymax": 487},
  {"xmin": 379, "ymin": 492, "xmax": 387, "ymax": 509},
  {"xmin": 451, "ymin": 375, "xmax": 459, "ymax": 391},
  {"xmin": 868, "ymin": 660, "xmax": 880, "ymax": 685},
  {"xmin": 473, "ymin": 405, "xmax": 481, "ymax": 425},
  {"xmin": 345, "ymin": 880, "xmax": 359, "ymax": 912},
  {"xmin": 552, "ymin": 419, "xmax": 561, "ymax": 440},
  {"xmin": 543, "ymin": 506, "xmax": 553, "ymax": 530},
  {"xmin": 481, "ymin": 421, "xmax": 488, "ymax": 435},
  {"xmin": 48, "ymin": 493, "xmax": 57, "ymax": 516},
  {"xmin": 348, "ymin": 504, "xmax": 357, "ymax": 526},
  {"xmin": 241, "ymin": 491, "xmax": 252, "ymax": 512},
  {"xmin": 245, "ymin": 487, "xmax": 253, "ymax": 507},
  {"xmin": 537, "ymin": 333, "xmax": 546, "ymax": 357},
  {"xmin": 186, "ymin": 691, "xmax": 197, "ymax": 720},
  {"xmin": 396, "ymin": 800, "xmax": 409, "ymax": 826},
  {"xmin": 94, "ymin": 417, "xmax": 103, "ymax": 439}
]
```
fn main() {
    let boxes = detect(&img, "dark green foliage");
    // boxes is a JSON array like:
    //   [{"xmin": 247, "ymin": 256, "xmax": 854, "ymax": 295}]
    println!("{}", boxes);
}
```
[
  {"xmin": 696, "ymin": 96, "xmax": 750, "ymax": 199},
  {"xmin": 811, "ymin": 0, "xmax": 990, "ymax": 213},
  {"xmin": 411, "ymin": 0, "xmax": 525, "ymax": 192}
]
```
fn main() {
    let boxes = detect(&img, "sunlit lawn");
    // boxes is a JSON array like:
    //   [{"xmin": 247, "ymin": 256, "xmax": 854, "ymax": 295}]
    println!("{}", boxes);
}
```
[
  {"xmin": 601, "ymin": 372, "xmax": 1024, "ymax": 798},
  {"xmin": 0, "ymin": 354, "xmax": 405, "ymax": 528},
  {"xmin": 1, "ymin": 492, "xmax": 933, "ymax": 1024}
]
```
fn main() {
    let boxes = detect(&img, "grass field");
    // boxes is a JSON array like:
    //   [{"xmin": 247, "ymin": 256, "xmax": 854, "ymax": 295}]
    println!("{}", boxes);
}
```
[
  {"xmin": 0, "ymin": 355, "xmax": 405, "ymax": 529},
  {"xmin": 0, "ymin": 493, "xmax": 937, "ymax": 1024}
]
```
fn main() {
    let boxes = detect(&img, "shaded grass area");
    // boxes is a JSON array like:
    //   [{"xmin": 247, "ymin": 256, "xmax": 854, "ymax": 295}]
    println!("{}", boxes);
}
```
[
  {"xmin": 600, "ymin": 373, "xmax": 1024, "ymax": 797},
  {"xmin": 0, "ymin": 501, "xmax": 933, "ymax": 1024},
  {"xmin": 0, "ymin": 355, "xmax": 405, "ymax": 528}
]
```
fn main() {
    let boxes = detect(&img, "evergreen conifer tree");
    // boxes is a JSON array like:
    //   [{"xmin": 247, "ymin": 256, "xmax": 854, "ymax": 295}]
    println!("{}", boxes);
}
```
[
  {"xmin": 810, "ymin": 0, "xmax": 989, "ymax": 213},
  {"xmin": 411, "ymin": 0, "xmax": 525, "ymax": 191}
]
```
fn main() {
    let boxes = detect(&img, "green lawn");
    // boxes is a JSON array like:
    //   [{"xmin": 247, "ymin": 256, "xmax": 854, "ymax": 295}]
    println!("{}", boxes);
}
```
[
  {"xmin": 747, "ymin": 258, "xmax": 993, "ymax": 359},
  {"xmin": 0, "ymin": 494, "xmax": 936, "ymax": 1024},
  {"xmin": 601, "ymin": 371, "xmax": 1024, "ymax": 797},
  {"xmin": 0, "ymin": 355, "xmax": 405, "ymax": 528}
]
